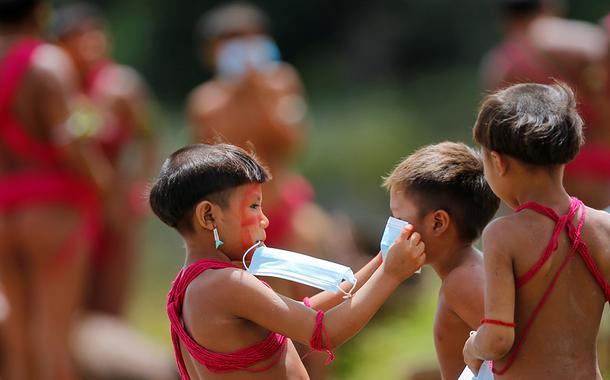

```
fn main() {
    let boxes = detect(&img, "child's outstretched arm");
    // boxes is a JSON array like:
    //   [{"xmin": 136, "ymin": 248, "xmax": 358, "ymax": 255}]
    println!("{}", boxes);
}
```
[
  {"xmin": 463, "ymin": 220, "xmax": 516, "ymax": 374},
  {"xmin": 305, "ymin": 252, "xmax": 383, "ymax": 312},
  {"xmin": 228, "ymin": 226, "xmax": 425, "ymax": 350}
]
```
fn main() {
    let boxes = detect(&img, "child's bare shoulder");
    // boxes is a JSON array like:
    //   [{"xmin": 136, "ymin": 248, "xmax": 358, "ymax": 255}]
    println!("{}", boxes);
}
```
[
  {"xmin": 585, "ymin": 207, "xmax": 610, "ymax": 232},
  {"xmin": 582, "ymin": 207, "xmax": 610, "ymax": 269},
  {"xmin": 441, "ymin": 257, "xmax": 484, "ymax": 314},
  {"xmin": 481, "ymin": 213, "xmax": 531, "ymax": 253},
  {"xmin": 184, "ymin": 267, "xmax": 260, "ymax": 308}
]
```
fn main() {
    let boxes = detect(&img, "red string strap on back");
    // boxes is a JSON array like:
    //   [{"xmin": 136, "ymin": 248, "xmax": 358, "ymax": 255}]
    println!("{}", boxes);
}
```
[
  {"xmin": 493, "ymin": 197, "xmax": 610, "ymax": 376},
  {"xmin": 167, "ymin": 259, "xmax": 287, "ymax": 379}
]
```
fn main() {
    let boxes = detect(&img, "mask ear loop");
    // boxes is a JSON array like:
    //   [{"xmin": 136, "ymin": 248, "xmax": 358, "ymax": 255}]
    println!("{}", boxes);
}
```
[
  {"xmin": 339, "ymin": 278, "xmax": 358, "ymax": 299},
  {"xmin": 242, "ymin": 241, "xmax": 264, "ymax": 270}
]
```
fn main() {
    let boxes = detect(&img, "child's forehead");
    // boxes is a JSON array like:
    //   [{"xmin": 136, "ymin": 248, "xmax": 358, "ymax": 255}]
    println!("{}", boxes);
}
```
[
  {"xmin": 389, "ymin": 187, "xmax": 418, "ymax": 209},
  {"xmin": 230, "ymin": 183, "xmax": 263, "ymax": 201}
]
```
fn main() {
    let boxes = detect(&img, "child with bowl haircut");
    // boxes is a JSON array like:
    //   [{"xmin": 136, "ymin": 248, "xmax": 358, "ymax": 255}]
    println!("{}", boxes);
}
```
[
  {"xmin": 149, "ymin": 143, "xmax": 426, "ymax": 379},
  {"xmin": 383, "ymin": 142, "xmax": 500, "ymax": 379},
  {"xmin": 463, "ymin": 82, "xmax": 610, "ymax": 379}
]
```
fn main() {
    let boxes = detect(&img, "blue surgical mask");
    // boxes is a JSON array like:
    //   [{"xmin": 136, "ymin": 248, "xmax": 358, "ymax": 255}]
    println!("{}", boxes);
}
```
[
  {"xmin": 243, "ymin": 242, "xmax": 357, "ymax": 298},
  {"xmin": 379, "ymin": 217, "xmax": 422, "ymax": 273},
  {"xmin": 380, "ymin": 216, "xmax": 410, "ymax": 259},
  {"xmin": 458, "ymin": 360, "xmax": 493, "ymax": 380},
  {"xmin": 216, "ymin": 36, "xmax": 281, "ymax": 78}
]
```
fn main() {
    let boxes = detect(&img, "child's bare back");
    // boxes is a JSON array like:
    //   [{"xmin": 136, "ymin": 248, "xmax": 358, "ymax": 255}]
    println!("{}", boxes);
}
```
[
  {"xmin": 463, "ymin": 82, "xmax": 610, "ymax": 379},
  {"xmin": 484, "ymin": 204, "xmax": 610, "ymax": 379}
]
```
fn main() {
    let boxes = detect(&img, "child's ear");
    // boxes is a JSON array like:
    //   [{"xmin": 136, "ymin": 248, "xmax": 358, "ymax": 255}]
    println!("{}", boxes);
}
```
[
  {"xmin": 430, "ymin": 210, "xmax": 450, "ymax": 236},
  {"xmin": 195, "ymin": 201, "xmax": 217, "ymax": 231},
  {"xmin": 490, "ymin": 150, "xmax": 509, "ymax": 176}
]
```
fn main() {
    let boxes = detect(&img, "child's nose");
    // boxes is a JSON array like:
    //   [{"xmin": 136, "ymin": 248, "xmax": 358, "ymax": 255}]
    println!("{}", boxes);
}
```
[{"xmin": 260, "ymin": 214, "xmax": 269, "ymax": 229}]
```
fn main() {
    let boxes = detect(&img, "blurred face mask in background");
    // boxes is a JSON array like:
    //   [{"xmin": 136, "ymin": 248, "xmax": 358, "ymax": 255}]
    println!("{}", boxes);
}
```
[
  {"xmin": 243, "ymin": 242, "xmax": 357, "ymax": 298},
  {"xmin": 215, "ymin": 35, "xmax": 281, "ymax": 78}
]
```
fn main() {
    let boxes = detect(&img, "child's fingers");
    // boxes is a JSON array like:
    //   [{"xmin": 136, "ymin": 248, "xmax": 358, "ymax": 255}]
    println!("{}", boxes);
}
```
[
  {"xmin": 408, "ymin": 231, "xmax": 421, "ymax": 246},
  {"xmin": 398, "ymin": 224, "xmax": 414, "ymax": 240},
  {"xmin": 413, "ymin": 241, "xmax": 426, "ymax": 262},
  {"xmin": 415, "ymin": 241, "xmax": 425, "ymax": 256}
]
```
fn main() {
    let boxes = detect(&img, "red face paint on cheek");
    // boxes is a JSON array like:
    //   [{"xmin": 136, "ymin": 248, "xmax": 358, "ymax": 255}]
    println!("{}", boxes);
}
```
[{"xmin": 238, "ymin": 184, "xmax": 263, "ymax": 249}]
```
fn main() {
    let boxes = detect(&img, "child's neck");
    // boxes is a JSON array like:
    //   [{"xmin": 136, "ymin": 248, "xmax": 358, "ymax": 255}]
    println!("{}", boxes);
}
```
[
  {"xmin": 429, "ymin": 242, "xmax": 476, "ymax": 280},
  {"xmin": 508, "ymin": 167, "xmax": 571, "ymax": 209},
  {"xmin": 183, "ymin": 236, "xmax": 232, "ymax": 267}
]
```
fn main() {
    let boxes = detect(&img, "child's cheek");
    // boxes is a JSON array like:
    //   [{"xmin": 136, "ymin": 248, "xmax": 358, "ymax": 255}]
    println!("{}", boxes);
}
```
[
  {"xmin": 238, "ymin": 190, "xmax": 259, "ymax": 249},
  {"xmin": 240, "ymin": 220, "xmax": 257, "ymax": 249},
  {"xmin": 240, "ymin": 213, "xmax": 267, "ymax": 249}
]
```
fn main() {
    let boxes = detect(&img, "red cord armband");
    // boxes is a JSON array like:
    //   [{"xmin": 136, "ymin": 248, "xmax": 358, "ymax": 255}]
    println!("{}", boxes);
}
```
[
  {"xmin": 480, "ymin": 318, "xmax": 516, "ymax": 328},
  {"xmin": 303, "ymin": 297, "xmax": 312, "ymax": 308},
  {"xmin": 303, "ymin": 310, "xmax": 334, "ymax": 364}
]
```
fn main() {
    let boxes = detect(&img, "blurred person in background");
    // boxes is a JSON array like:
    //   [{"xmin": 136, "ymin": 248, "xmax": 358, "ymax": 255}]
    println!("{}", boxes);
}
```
[
  {"xmin": 480, "ymin": 0, "xmax": 610, "ymax": 210},
  {"xmin": 51, "ymin": 4, "xmax": 177, "ymax": 380},
  {"xmin": 187, "ymin": 3, "xmax": 366, "ymax": 378},
  {"xmin": 0, "ymin": 0, "xmax": 113, "ymax": 378},
  {"xmin": 53, "ymin": 2, "xmax": 158, "ymax": 317}
]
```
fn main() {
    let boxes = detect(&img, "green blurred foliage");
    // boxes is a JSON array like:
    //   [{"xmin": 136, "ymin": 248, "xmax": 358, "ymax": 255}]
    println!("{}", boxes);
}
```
[{"xmin": 54, "ymin": 0, "xmax": 606, "ymax": 105}]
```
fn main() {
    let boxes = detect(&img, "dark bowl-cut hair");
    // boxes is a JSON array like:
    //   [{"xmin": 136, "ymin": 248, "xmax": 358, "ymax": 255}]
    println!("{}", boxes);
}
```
[
  {"xmin": 473, "ymin": 82, "xmax": 584, "ymax": 166},
  {"xmin": 0, "ymin": 0, "xmax": 39, "ymax": 24},
  {"xmin": 500, "ymin": 0, "xmax": 543, "ymax": 17},
  {"xmin": 50, "ymin": 2, "xmax": 105, "ymax": 39},
  {"xmin": 149, "ymin": 143, "xmax": 270, "ymax": 233},
  {"xmin": 384, "ymin": 142, "xmax": 500, "ymax": 242}
]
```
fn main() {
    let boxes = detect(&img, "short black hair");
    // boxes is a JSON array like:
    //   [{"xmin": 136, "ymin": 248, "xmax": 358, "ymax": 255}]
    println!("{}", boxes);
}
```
[
  {"xmin": 473, "ymin": 82, "xmax": 584, "ymax": 166},
  {"xmin": 149, "ymin": 143, "xmax": 270, "ymax": 233},
  {"xmin": 0, "ymin": 0, "xmax": 39, "ymax": 24},
  {"xmin": 384, "ymin": 142, "xmax": 500, "ymax": 242},
  {"xmin": 50, "ymin": 2, "xmax": 104, "ymax": 39},
  {"xmin": 500, "ymin": 0, "xmax": 543, "ymax": 17},
  {"xmin": 196, "ymin": 2, "xmax": 269, "ymax": 42}
]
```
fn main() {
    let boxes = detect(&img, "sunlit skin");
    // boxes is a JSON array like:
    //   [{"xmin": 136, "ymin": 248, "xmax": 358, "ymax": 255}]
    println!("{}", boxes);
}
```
[
  {"xmin": 171, "ymin": 181, "xmax": 426, "ymax": 379},
  {"xmin": 390, "ymin": 187, "xmax": 485, "ymax": 380},
  {"xmin": 463, "ymin": 148, "xmax": 610, "ymax": 379}
]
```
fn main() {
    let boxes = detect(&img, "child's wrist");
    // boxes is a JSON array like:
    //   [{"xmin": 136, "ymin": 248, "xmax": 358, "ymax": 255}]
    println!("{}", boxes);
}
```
[
  {"xmin": 374, "ymin": 251, "xmax": 383, "ymax": 265},
  {"xmin": 379, "ymin": 263, "xmax": 406, "ymax": 286}
]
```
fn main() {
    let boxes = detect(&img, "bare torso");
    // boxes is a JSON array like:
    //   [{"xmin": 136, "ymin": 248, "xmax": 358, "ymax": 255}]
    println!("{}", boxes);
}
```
[
  {"xmin": 494, "ymin": 205, "xmax": 610, "ymax": 379},
  {"xmin": 178, "ymin": 267, "xmax": 310, "ymax": 380},
  {"xmin": 434, "ymin": 250, "xmax": 485, "ymax": 380}
]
